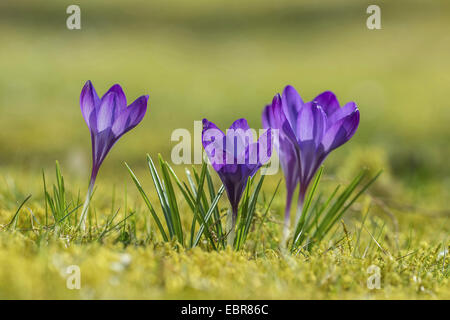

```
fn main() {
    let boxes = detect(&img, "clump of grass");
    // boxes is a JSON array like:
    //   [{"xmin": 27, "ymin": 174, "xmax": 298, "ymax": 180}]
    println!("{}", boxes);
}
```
[
  {"xmin": 42, "ymin": 161, "xmax": 82, "ymax": 232},
  {"xmin": 126, "ymin": 154, "xmax": 272, "ymax": 251},
  {"xmin": 1, "ymin": 162, "xmax": 135, "ymax": 244},
  {"xmin": 291, "ymin": 168, "xmax": 382, "ymax": 253}
]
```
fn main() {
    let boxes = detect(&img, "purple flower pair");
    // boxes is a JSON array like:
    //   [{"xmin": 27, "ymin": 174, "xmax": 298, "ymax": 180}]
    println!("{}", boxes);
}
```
[
  {"xmin": 79, "ymin": 80, "xmax": 148, "ymax": 229},
  {"xmin": 262, "ymin": 85, "xmax": 360, "ymax": 235}
]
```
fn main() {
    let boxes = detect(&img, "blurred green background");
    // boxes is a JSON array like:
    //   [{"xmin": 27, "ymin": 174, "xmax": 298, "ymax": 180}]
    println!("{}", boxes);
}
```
[{"xmin": 0, "ymin": 0, "xmax": 449, "ymax": 207}]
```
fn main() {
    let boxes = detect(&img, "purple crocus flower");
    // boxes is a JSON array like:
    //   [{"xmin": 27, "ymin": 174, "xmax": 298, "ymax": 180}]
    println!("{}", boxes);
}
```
[
  {"xmin": 264, "ymin": 85, "xmax": 360, "ymax": 226},
  {"xmin": 262, "ymin": 94, "xmax": 299, "ymax": 239},
  {"xmin": 202, "ymin": 118, "xmax": 272, "ymax": 233},
  {"xmin": 78, "ymin": 80, "xmax": 148, "ymax": 230}
]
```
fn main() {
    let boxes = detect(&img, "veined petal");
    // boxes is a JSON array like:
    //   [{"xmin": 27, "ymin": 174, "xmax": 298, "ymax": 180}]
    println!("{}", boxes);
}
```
[
  {"xmin": 243, "ymin": 128, "xmax": 272, "ymax": 166},
  {"xmin": 321, "ymin": 108, "xmax": 360, "ymax": 153},
  {"xmin": 102, "ymin": 84, "xmax": 128, "ymax": 121},
  {"xmin": 202, "ymin": 118, "xmax": 227, "ymax": 171},
  {"xmin": 281, "ymin": 85, "xmax": 303, "ymax": 134},
  {"xmin": 111, "ymin": 95, "xmax": 148, "ymax": 137},
  {"xmin": 125, "ymin": 95, "xmax": 148, "ymax": 128},
  {"xmin": 263, "ymin": 94, "xmax": 298, "ymax": 151},
  {"xmin": 297, "ymin": 102, "xmax": 327, "ymax": 146},
  {"xmin": 262, "ymin": 94, "xmax": 283, "ymax": 130},
  {"xmin": 80, "ymin": 80, "xmax": 100, "ymax": 130},
  {"xmin": 262, "ymin": 103, "xmax": 273, "ymax": 130},
  {"xmin": 226, "ymin": 120, "xmax": 255, "ymax": 164},
  {"xmin": 313, "ymin": 91, "xmax": 340, "ymax": 117},
  {"xmin": 256, "ymin": 127, "xmax": 273, "ymax": 165},
  {"xmin": 262, "ymin": 95, "xmax": 299, "ymax": 197},
  {"xmin": 342, "ymin": 107, "xmax": 360, "ymax": 140},
  {"xmin": 202, "ymin": 118, "xmax": 225, "ymax": 148},
  {"xmin": 90, "ymin": 128, "xmax": 117, "ymax": 175},
  {"xmin": 327, "ymin": 101, "xmax": 358, "ymax": 127},
  {"xmin": 298, "ymin": 140, "xmax": 318, "ymax": 184},
  {"xmin": 202, "ymin": 118, "xmax": 224, "ymax": 137},
  {"xmin": 229, "ymin": 118, "xmax": 250, "ymax": 131},
  {"xmin": 227, "ymin": 118, "xmax": 253, "ymax": 154},
  {"xmin": 216, "ymin": 167, "xmax": 247, "ymax": 213},
  {"xmin": 278, "ymin": 138, "xmax": 299, "ymax": 193},
  {"xmin": 97, "ymin": 91, "xmax": 121, "ymax": 132}
]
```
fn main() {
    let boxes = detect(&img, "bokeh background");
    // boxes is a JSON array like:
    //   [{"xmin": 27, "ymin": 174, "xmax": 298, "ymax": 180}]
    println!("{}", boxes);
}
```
[{"xmin": 0, "ymin": 0, "xmax": 449, "ymax": 210}]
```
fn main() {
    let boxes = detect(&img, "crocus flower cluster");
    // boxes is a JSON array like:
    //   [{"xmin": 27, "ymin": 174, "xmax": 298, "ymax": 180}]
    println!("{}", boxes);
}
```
[
  {"xmin": 263, "ymin": 85, "xmax": 360, "ymax": 237},
  {"xmin": 202, "ymin": 118, "xmax": 272, "ymax": 238},
  {"xmin": 79, "ymin": 80, "xmax": 148, "ymax": 230},
  {"xmin": 76, "ymin": 79, "xmax": 358, "ymax": 245}
]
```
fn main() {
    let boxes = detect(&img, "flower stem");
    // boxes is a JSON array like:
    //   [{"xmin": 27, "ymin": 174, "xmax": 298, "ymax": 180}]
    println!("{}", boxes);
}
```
[
  {"xmin": 294, "ymin": 192, "xmax": 305, "ymax": 230},
  {"xmin": 281, "ymin": 190, "xmax": 294, "ymax": 246},
  {"xmin": 227, "ymin": 206, "xmax": 237, "ymax": 248},
  {"xmin": 78, "ymin": 179, "xmax": 95, "ymax": 232}
]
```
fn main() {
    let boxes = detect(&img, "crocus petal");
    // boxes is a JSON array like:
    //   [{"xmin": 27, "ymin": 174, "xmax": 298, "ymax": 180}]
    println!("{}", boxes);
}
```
[
  {"xmin": 112, "ymin": 95, "xmax": 148, "ymax": 137},
  {"xmin": 263, "ymin": 94, "xmax": 298, "ymax": 146},
  {"xmin": 202, "ymin": 118, "xmax": 227, "ymax": 171},
  {"xmin": 102, "ymin": 84, "xmax": 128, "ymax": 120},
  {"xmin": 327, "ymin": 101, "xmax": 358, "ymax": 126},
  {"xmin": 262, "ymin": 104, "xmax": 275, "ymax": 131},
  {"xmin": 281, "ymin": 85, "xmax": 303, "ymax": 134},
  {"xmin": 243, "ymin": 134, "xmax": 268, "ymax": 168},
  {"xmin": 262, "ymin": 95, "xmax": 300, "ymax": 199},
  {"xmin": 217, "ymin": 168, "xmax": 247, "ymax": 213},
  {"xmin": 342, "ymin": 107, "xmax": 360, "ymax": 140},
  {"xmin": 226, "ymin": 119, "xmax": 255, "ymax": 164},
  {"xmin": 229, "ymin": 118, "xmax": 250, "ymax": 131},
  {"xmin": 296, "ymin": 102, "xmax": 327, "ymax": 147},
  {"xmin": 202, "ymin": 118, "xmax": 224, "ymax": 138},
  {"xmin": 279, "ymin": 140, "xmax": 299, "ymax": 193},
  {"xmin": 298, "ymin": 140, "xmax": 320, "ymax": 187},
  {"xmin": 313, "ymin": 91, "xmax": 340, "ymax": 117},
  {"xmin": 256, "ymin": 127, "xmax": 272, "ymax": 165},
  {"xmin": 127, "ymin": 95, "xmax": 148, "ymax": 127},
  {"xmin": 97, "ymin": 91, "xmax": 121, "ymax": 132},
  {"xmin": 80, "ymin": 80, "xmax": 100, "ymax": 130},
  {"xmin": 321, "ymin": 108, "xmax": 360, "ymax": 153},
  {"xmin": 262, "ymin": 94, "xmax": 283, "ymax": 130},
  {"xmin": 90, "ymin": 128, "xmax": 117, "ymax": 176}
]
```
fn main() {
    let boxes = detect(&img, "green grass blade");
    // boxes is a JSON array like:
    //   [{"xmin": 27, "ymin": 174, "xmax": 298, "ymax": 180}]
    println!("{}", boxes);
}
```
[
  {"xmin": 206, "ymin": 168, "xmax": 224, "ymax": 245},
  {"xmin": 158, "ymin": 154, "xmax": 184, "ymax": 245},
  {"xmin": 193, "ymin": 184, "xmax": 225, "ymax": 247},
  {"xmin": 147, "ymin": 154, "xmax": 175, "ymax": 238},
  {"xmin": 191, "ymin": 162, "xmax": 217, "ymax": 250},
  {"xmin": 312, "ymin": 170, "xmax": 367, "ymax": 241},
  {"xmin": 322, "ymin": 170, "xmax": 382, "ymax": 237},
  {"xmin": 125, "ymin": 162, "xmax": 168, "ymax": 242}
]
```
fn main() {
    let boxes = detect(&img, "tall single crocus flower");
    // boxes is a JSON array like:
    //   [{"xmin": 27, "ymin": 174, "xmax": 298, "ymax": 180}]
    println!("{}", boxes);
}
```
[
  {"xmin": 262, "ymin": 94, "xmax": 299, "ymax": 241},
  {"xmin": 79, "ymin": 80, "xmax": 148, "ymax": 230},
  {"xmin": 264, "ymin": 85, "xmax": 360, "ymax": 226},
  {"xmin": 202, "ymin": 118, "xmax": 272, "ymax": 243}
]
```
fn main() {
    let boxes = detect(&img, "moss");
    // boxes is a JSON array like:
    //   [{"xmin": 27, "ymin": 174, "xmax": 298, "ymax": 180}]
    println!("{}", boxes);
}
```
[{"xmin": 0, "ymin": 225, "xmax": 448, "ymax": 299}]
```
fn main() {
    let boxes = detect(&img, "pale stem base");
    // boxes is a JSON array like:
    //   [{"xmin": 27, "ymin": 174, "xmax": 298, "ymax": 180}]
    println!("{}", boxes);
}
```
[
  {"xmin": 78, "ymin": 182, "xmax": 94, "ymax": 232},
  {"xmin": 226, "ymin": 208, "xmax": 237, "ymax": 248},
  {"xmin": 281, "ymin": 193, "xmax": 293, "ymax": 246},
  {"xmin": 294, "ymin": 199, "xmax": 304, "ymax": 231}
]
